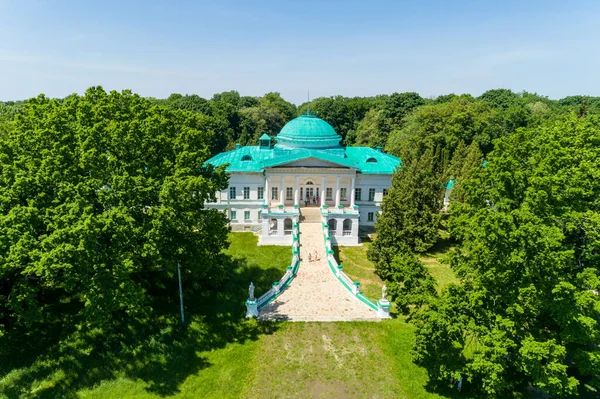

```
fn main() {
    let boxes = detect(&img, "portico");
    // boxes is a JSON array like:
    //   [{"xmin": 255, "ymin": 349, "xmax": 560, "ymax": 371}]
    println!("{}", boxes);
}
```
[{"xmin": 264, "ymin": 168, "xmax": 357, "ymax": 209}]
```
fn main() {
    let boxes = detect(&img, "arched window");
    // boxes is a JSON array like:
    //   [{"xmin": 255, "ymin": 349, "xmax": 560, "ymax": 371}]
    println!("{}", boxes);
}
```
[
  {"xmin": 328, "ymin": 219, "xmax": 337, "ymax": 235},
  {"xmin": 269, "ymin": 218, "xmax": 278, "ymax": 235},
  {"xmin": 241, "ymin": 155, "xmax": 252, "ymax": 161},
  {"xmin": 366, "ymin": 157, "xmax": 378, "ymax": 163},
  {"xmin": 306, "ymin": 181, "xmax": 314, "ymax": 185},
  {"xmin": 284, "ymin": 218, "xmax": 293, "ymax": 235},
  {"xmin": 343, "ymin": 219, "xmax": 352, "ymax": 236}
]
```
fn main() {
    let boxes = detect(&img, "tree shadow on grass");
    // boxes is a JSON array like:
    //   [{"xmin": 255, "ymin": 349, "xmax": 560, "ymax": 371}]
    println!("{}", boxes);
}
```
[
  {"xmin": 427, "ymin": 234, "xmax": 454, "ymax": 256},
  {"xmin": 0, "ymin": 256, "xmax": 284, "ymax": 398},
  {"xmin": 423, "ymin": 379, "xmax": 480, "ymax": 399}
]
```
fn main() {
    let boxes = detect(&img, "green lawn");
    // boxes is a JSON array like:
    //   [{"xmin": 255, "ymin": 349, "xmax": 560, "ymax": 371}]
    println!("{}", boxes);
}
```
[
  {"xmin": 420, "ymin": 254, "xmax": 459, "ymax": 292},
  {"xmin": 334, "ymin": 242, "xmax": 384, "ymax": 302},
  {"xmin": 0, "ymin": 233, "xmax": 467, "ymax": 399}
]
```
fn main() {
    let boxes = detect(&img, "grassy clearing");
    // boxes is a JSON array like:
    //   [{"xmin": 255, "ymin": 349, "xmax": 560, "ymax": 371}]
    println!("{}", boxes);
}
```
[
  {"xmin": 420, "ymin": 254, "xmax": 459, "ymax": 292},
  {"xmin": 0, "ymin": 232, "xmax": 466, "ymax": 399},
  {"xmin": 245, "ymin": 321, "xmax": 440, "ymax": 399}
]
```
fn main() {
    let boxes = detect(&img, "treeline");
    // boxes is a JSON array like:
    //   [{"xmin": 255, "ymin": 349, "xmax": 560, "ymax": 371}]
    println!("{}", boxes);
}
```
[
  {"xmin": 4, "ymin": 89, "xmax": 600, "ymax": 158},
  {"xmin": 367, "ymin": 93, "xmax": 600, "ymax": 396}
]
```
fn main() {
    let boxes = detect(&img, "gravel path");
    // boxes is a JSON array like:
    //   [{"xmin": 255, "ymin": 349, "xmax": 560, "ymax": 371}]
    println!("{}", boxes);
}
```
[{"xmin": 258, "ymin": 219, "xmax": 378, "ymax": 322}]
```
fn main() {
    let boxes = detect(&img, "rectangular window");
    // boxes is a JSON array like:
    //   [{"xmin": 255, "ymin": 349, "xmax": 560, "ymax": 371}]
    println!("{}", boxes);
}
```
[
  {"xmin": 258, "ymin": 211, "xmax": 262, "ymax": 221},
  {"xmin": 383, "ymin": 189, "xmax": 388, "ymax": 197},
  {"xmin": 368, "ymin": 188, "xmax": 376, "ymax": 201},
  {"xmin": 367, "ymin": 212, "xmax": 374, "ymax": 222},
  {"xmin": 355, "ymin": 188, "xmax": 362, "ymax": 201},
  {"xmin": 286, "ymin": 187, "xmax": 293, "ymax": 200},
  {"xmin": 272, "ymin": 187, "xmax": 278, "ymax": 200},
  {"xmin": 229, "ymin": 187, "xmax": 236, "ymax": 199},
  {"xmin": 244, "ymin": 211, "xmax": 250, "ymax": 221},
  {"xmin": 326, "ymin": 187, "xmax": 333, "ymax": 201},
  {"xmin": 257, "ymin": 187, "xmax": 264, "ymax": 200},
  {"xmin": 231, "ymin": 210, "xmax": 237, "ymax": 221},
  {"xmin": 340, "ymin": 187, "xmax": 347, "ymax": 201},
  {"xmin": 243, "ymin": 187, "xmax": 250, "ymax": 199}
]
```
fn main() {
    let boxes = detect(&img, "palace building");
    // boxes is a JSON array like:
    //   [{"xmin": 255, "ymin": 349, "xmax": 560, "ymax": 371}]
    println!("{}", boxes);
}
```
[{"xmin": 204, "ymin": 114, "xmax": 401, "ymax": 245}]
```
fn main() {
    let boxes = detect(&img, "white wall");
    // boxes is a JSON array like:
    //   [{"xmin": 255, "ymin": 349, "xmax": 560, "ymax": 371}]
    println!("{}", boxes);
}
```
[
  {"xmin": 205, "ymin": 172, "xmax": 265, "ymax": 224},
  {"xmin": 205, "ymin": 172, "xmax": 393, "ymax": 229},
  {"xmin": 354, "ymin": 174, "xmax": 391, "ymax": 226}
]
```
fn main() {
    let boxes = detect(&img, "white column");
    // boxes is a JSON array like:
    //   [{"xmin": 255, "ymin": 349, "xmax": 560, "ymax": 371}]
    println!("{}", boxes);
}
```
[
  {"xmin": 321, "ymin": 176, "xmax": 326, "ymax": 206},
  {"xmin": 350, "ymin": 175, "xmax": 356, "ymax": 207},
  {"xmin": 294, "ymin": 176, "xmax": 299, "ymax": 206},
  {"xmin": 264, "ymin": 176, "xmax": 269, "ymax": 205},
  {"xmin": 280, "ymin": 176, "xmax": 284, "ymax": 205},
  {"xmin": 335, "ymin": 176, "xmax": 341, "ymax": 208}
]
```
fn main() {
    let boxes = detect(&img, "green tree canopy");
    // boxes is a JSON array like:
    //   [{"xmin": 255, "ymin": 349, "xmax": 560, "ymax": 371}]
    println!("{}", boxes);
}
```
[
  {"xmin": 368, "ymin": 147, "xmax": 443, "ymax": 276},
  {"xmin": 413, "ymin": 114, "xmax": 600, "ymax": 397},
  {"xmin": 386, "ymin": 96, "xmax": 500, "ymax": 162},
  {"xmin": 0, "ymin": 87, "xmax": 230, "ymax": 337}
]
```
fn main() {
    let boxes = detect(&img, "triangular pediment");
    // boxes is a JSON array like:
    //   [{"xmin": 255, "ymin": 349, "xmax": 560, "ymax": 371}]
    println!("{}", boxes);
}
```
[{"xmin": 267, "ymin": 156, "xmax": 354, "ymax": 169}]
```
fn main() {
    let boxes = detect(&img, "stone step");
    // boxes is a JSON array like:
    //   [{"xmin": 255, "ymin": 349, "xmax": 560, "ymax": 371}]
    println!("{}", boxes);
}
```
[{"xmin": 300, "ymin": 208, "xmax": 322, "ymax": 223}]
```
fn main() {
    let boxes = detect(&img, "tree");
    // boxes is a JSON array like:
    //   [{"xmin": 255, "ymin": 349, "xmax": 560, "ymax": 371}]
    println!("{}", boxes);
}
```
[
  {"xmin": 368, "ymin": 147, "xmax": 443, "ymax": 276},
  {"xmin": 386, "ymin": 97, "xmax": 500, "ymax": 162},
  {"xmin": 387, "ymin": 252, "xmax": 437, "ymax": 315},
  {"xmin": 413, "ymin": 114, "xmax": 600, "ymax": 397},
  {"xmin": 161, "ymin": 93, "xmax": 212, "ymax": 114},
  {"xmin": 0, "ymin": 87, "xmax": 230, "ymax": 336},
  {"xmin": 447, "ymin": 141, "xmax": 484, "ymax": 204},
  {"xmin": 353, "ymin": 108, "xmax": 384, "ymax": 147}
]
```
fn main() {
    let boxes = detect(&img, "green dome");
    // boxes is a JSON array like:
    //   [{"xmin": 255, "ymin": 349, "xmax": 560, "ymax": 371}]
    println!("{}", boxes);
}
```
[{"xmin": 275, "ymin": 114, "xmax": 342, "ymax": 149}]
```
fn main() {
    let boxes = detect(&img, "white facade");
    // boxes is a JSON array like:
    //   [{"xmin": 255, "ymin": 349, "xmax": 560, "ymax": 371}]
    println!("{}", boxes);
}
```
[{"xmin": 206, "ymin": 164, "xmax": 391, "ymax": 245}]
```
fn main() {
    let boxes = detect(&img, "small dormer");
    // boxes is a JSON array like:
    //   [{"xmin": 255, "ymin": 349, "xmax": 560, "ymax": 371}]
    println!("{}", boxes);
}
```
[{"xmin": 259, "ymin": 133, "xmax": 272, "ymax": 150}]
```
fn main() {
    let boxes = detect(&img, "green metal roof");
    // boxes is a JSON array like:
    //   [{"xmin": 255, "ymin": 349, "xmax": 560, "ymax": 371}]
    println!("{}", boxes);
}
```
[
  {"xmin": 274, "ymin": 114, "xmax": 342, "ymax": 149},
  {"xmin": 204, "ymin": 114, "xmax": 400, "ymax": 174},
  {"xmin": 259, "ymin": 133, "xmax": 271, "ymax": 141},
  {"xmin": 205, "ymin": 145, "xmax": 401, "ymax": 174},
  {"xmin": 446, "ymin": 178, "xmax": 455, "ymax": 189}
]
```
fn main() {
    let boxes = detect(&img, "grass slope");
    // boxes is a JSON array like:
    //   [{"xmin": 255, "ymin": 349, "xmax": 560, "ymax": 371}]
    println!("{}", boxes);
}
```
[{"xmin": 335, "ymin": 242, "xmax": 383, "ymax": 301}]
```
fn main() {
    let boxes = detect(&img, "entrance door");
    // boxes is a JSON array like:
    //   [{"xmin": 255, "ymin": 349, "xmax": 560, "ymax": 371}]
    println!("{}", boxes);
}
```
[
  {"xmin": 302, "ymin": 182, "xmax": 320, "ymax": 206},
  {"xmin": 305, "ymin": 187, "xmax": 314, "ymax": 204}
]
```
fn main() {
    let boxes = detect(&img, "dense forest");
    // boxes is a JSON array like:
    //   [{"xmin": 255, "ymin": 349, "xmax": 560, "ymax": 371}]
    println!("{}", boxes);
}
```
[{"xmin": 1, "ymin": 87, "xmax": 599, "ymax": 397}]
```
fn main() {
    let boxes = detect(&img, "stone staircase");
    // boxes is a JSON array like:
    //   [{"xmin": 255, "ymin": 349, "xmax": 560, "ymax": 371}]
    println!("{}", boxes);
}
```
[
  {"xmin": 300, "ymin": 207, "xmax": 322, "ymax": 223},
  {"xmin": 258, "ymin": 214, "xmax": 379, "ymax": 321}
]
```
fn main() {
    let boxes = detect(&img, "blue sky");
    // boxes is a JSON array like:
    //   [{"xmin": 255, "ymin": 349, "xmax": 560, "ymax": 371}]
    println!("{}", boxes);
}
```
[{"xmin": 1, "ymin": 0, "xmax": 599, "ymax": 104}]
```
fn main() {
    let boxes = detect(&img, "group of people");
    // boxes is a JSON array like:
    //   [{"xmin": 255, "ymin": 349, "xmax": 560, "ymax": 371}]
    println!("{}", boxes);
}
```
[
  {"xmin": 307, "ymin": 250, "xmax": 320, "ymax": 262},
  {"xmin": 304, "ymin": 193, "xmax": 320, "ymax": 206}
]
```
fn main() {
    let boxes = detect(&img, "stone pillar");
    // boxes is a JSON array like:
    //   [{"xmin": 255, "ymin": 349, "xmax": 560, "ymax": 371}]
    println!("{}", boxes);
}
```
[
  {"xmin": 350, "ymin": 175, "xmax": 356, "ymax": 207},
  {"xmin": 321, "ymin": 176, "xmax": 326, "ymax": 206},
  {"xmin": 377, "ymin": 299, "xmax": 392, "ymax": 319},
  {"xmin": 335, "ymin": 176, "xmax": 341, "ymax": 208},
  {"xmin": 351, "ymin": 217, "xmax": 359, "ymax": 239},
  {"xmin": 246, "ymin": 298, "xmax": 258, "ymax": 318},
  {"xmin": 294, "ymin": 176, "xmax": 299, "ymax": 206},
  {"xmin": 280, "ymin": 176, "xmax": 284, "ymax": 205},
  {"xmin": 264, "ymin": 175, "xmax": 269, "ymax": 205},
  {"xmin": 277, "ymin": 218, "xmax": 284, "ymax": 236}
]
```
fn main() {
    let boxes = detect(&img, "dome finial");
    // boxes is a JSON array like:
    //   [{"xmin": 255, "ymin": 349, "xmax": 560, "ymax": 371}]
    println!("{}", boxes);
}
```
[{"xmin": 306, "ymin": 89, "xmax": 311, "ymax": 115}]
